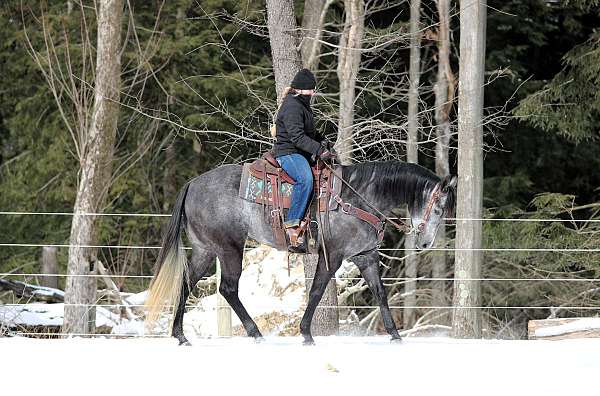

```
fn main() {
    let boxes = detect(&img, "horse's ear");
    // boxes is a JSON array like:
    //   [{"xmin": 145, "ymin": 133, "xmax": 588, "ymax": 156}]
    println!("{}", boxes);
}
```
[{"xmin": 441, "ymin": 175, "xmax": 457, "ymax": 192}]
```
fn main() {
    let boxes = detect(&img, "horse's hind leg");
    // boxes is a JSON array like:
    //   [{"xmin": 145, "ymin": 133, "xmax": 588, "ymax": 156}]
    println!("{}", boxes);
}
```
[
  {"xmin": 218, "ymin": 248, "xmax": 263, "ymax": 339},
  {"xmin": 172, "ymin": 246, "xmax": 215, "ymax": 345}
]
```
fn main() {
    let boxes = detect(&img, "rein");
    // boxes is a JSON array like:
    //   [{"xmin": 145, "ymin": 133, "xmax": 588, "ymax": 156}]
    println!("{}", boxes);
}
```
[
  {"xmin": 322, "ymin": 161, "xmax": 442, "ymax": 238},
  {"xmin": 322, "ymin": 161, "xmax": 411, "ymax": 235}
]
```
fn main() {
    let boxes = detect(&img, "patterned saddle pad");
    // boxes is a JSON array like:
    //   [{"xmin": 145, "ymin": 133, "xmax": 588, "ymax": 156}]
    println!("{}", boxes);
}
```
[{"xmin": 238, "ymin": 160, "xmax": 341, "ymax": 210}]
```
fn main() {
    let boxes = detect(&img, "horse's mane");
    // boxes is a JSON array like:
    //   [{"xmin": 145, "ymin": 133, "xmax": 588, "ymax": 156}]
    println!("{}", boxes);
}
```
[{"xmin": 343, "ymin": 161, "xmax": 456, "ymax": 215}]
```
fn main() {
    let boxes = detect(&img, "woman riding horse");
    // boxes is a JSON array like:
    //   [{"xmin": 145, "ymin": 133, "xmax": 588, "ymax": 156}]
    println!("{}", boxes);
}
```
[
  {"xmin": 145, "ymin": 69, "xmax": 457, "ymax": 346},
  {"xmin": 273, "ymin": 68, "xmax": 338, "ymax": 247}
]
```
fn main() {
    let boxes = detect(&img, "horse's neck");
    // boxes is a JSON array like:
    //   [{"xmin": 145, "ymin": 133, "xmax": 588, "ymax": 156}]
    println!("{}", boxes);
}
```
[{"xmin": 343, "ymin": 162, "xmax": 436, "ymax": 215}]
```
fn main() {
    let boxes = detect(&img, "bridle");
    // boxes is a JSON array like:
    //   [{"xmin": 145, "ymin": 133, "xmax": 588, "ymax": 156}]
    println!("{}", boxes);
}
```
[
  {"xmin": 316, "ymin": 161, "xmax": 446, "ymax": 272},
  {"xmin": 322, "ymin": 162, "xmax": 412, "ymax": 235},
  {"xmin": 412, "ymin": 183, "xmax": 443, "ymax": 235},
  {"xmin": 322, "ymin": 161, "xmax": 445, "ymax": 238}
]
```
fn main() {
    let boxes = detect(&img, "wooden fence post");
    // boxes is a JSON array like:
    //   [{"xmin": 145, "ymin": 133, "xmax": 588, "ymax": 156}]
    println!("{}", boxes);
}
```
[
  {"xmin": 216, "ymin": 258, "xmax": 232, "ymax": 336},
  {"xmin": 40, "ymin": 246, "xmax": 58, "ymax": 289}
]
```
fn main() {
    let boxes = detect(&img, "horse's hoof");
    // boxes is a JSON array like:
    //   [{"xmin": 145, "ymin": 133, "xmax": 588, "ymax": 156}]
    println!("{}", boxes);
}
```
[
  {"xmin": 302, "ymin": 337, "xmax": 316, "ymax": 346},
  {"xmin": 254, "ymin": 336, "xmax": 266, "ymax": 344},
  {"xmin": 179, "ymin": 340, "xmax": 192, "ymax": 346},
  {"xmin": 390, "ymin": 336, "xmax": 403, "ymax": 344}
]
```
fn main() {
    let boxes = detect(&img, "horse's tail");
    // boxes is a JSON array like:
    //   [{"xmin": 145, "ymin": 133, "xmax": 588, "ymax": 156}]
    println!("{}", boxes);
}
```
[{"xmin": 145, "ymin": 181, "xmax": 192, "ymax": 329}]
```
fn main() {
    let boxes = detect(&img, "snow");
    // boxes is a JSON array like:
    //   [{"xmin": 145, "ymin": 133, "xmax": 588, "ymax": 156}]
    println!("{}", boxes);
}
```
[
  {"xmin": 30, "ymin": 285, "xmax": 65, "ymax": 298},
  {"xmin": 0, "ymin": 247, "xmax": 307, "ymax": 336},
  {"xmin": 535, "ymin": 317, "xmax": 600, "ymax": 337},
  {"xmin": 0, "ymin": 336, "xmax": 599, "ymax": 396},
  {"xmin": 2, "ymin": 245, "xmax": 600, "ymax": 395},
  {"xmin": 124, "ymin": 290, "xmax": 148, "ymax": 306},
  {"xmin": 0, "ymin": 303, "xmax": 121, "ymax": 328},
  {"xmin": 182, "ymin": 247, "xmax": 307, "ymax": 337}
]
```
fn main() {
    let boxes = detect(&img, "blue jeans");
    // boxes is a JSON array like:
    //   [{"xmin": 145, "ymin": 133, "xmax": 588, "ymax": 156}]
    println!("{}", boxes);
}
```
[{"xmin": 276, "ymin": 154, "xmax": 313, "ymax": 226}]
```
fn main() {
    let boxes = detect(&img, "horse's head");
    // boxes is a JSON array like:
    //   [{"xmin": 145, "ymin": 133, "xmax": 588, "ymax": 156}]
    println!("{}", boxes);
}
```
[{"xmin": 410, "ymin": 175, "xmax": 457, "ymax": 250}]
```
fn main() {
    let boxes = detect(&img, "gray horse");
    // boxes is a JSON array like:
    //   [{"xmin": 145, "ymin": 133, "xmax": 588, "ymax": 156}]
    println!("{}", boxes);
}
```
[{"xmin": 145, "ymin": 160, "xmax": 456, "ymax": 345}]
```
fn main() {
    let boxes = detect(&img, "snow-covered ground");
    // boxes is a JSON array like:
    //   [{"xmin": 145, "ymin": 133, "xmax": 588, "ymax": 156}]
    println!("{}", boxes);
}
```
[
  {"xmin": 2, "ymin": 246, "xmax": 599, "ymax": 395},
  {"xmin": 1, "ymin": 336, "xmax": 599, "ymax": 396}
]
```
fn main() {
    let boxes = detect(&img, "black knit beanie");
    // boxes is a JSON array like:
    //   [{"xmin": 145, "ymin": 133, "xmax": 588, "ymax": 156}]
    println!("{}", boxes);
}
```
[{"xmin": 291, "ymin": 68, "xmax": 316, "ymax": 90}]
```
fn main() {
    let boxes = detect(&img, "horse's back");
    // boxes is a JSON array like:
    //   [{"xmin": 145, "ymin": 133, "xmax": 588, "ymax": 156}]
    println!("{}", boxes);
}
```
[{"xmin": 183, "ymin": 164, "xmax": 247, "ymax": 234}]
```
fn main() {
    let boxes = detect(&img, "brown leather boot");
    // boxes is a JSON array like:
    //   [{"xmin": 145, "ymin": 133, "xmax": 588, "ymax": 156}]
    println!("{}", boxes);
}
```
[{"xmin": 285, "ymin": 225, "xmax": 304, "ymax": 247}]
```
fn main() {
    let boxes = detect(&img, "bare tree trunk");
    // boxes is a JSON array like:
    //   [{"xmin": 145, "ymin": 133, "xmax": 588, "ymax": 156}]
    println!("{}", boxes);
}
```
[
  {"xmin": 303, "ymin": 255, "xmax": 338, "ymax": 336},
  {"xmin": 63, "ymin": 0, "xmax": 123, "ymax": 335},
  {"xmin": 452, "ymin": 0, "xmax": 486, "ymax": 339},
  {"xmin": 301, "ymin": 0, "xmax": 333, "ymax": 71},
  {"xmin": 163, "ymin": 6, "xmax": 185, "ymax": 211},
  {"xmin": 336, "ymin": 0, "xmax": 365, "ymax": 165},
  {"xmin": 432, "ymin": 0, "xmax": 455, "ymax": 324},
  {"xmin": 163, "ymin": 143, "xmax": 177, "ymax": 212},
  {"xmin": 40, "ymin": 246, "xmax": 58, "ymax": 289},
  {"xmin": 266, "ymin": 0, "xmax": 338, "ymax": 335},
  {"xmin": 403, "ymin": 0, "xmax": 422, "ymax": 330},
  {"xmin": 266, "ymin": 0, "xmax": 303, "ymax": 104}
]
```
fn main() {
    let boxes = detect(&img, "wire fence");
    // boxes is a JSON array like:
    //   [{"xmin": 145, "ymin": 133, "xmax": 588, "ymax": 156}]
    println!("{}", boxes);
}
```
[
  {"xmin": 2, "ymin": 273, "xmax": 600, "ymax": 282},
  {"xmin": 1, "ymin": 243, "xmax": 599, "ymax": 252},
  {"xmin": 1, "ymin": 210, "xmax": 598, "ymax": 338},
  {"xmin": 1, "ymin": 210, "xmax": 600, "ymax": 222},
  {"xmin": 3, "ymin": 302, "xmax": 600, "ymax": 310}
]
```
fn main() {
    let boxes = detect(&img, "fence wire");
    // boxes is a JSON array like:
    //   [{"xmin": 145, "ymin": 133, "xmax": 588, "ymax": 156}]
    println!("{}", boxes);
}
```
[
  {"xmin": 1, "ymin": 210, "xmax": 599, "ymax": 222},
  {"xmin": 1, "ymin": 210, "xmax": 599, "ymax": 339}
]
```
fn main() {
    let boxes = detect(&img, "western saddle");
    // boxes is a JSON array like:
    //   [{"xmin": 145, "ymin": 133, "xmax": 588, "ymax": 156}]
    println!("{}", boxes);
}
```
[{"xmin": 240, "ymin": 151, "xmax": 340, "ymax": 252}]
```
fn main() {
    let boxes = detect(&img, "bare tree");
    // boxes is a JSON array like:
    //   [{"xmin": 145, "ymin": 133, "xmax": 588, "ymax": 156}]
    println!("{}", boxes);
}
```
[
  {"xmin": 403, "ymin": 0, "xmax": 422, "ymax": 330},
  {"xmin": 266, "ymin": 0, "xmax": 303, "ymax": 104},
  {"xmin": 452, "ymin": 0, "xmax": 486, "ymax": 338},
  {"xmin": 163, "ymin": 7, "xmax": 186, "ymax": 211},
  {"xmin": 266, "ymin": 0, "xmax": 338, "ymax": 336},
  {"xmin": 301, "ymin": 0, "xmax": 333, "ymax": 71},
  {"xmin": 63, "ymin": 0, "xmax": 124, "ymax": 334},
  {"xmin": 432, "ymin": 0, "xmax": 455, "ymax": 323},
  {"xmin": 336, "ymin": 0, "xmax": 365, "ymax": 165}
]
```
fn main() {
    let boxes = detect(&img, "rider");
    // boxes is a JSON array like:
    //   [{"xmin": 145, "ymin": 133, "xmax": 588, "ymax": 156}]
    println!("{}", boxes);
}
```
[{"xmin": 273, "ymin": 68, "xmax": 338, "ymax": 246}]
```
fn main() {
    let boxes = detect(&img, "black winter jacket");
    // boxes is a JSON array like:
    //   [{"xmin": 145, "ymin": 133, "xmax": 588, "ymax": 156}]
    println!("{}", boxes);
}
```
[{"xmin": 273, "ymin": 93, "xmax": 323, "ymax": 160}]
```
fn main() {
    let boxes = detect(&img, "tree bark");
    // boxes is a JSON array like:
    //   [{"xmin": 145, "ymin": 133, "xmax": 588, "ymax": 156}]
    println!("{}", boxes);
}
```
[
  {"xmin": 403, "ymin": 0, "xmax": 422, "ymax": 330},
  {"xmin": 432, "ymin": 0, "xmax": 455, "ymax": 324},
  {"xmin": 301, "ymin": 0, "xmax": 332, "ymax": 71},
  {"xmin": 63, "ymin": 0, "xmax": 123, "ymax": 335},
  {"xmin": 266, "ymin": 0, "xmax": 338, "ymax": 335},
  {"xmin": 452, "ymin": 0, "xmax": 486, "ymax": 339},
  {"xmin": 163, "ymin": 143, "xmax": 177, "ymax": 212},
  {"xmin": 302, "ymin": 254, "xmax": 338, "ymax": 336},
  {"xmin": 336, "ymin": 0, "xmax": 365, "ymax": 165},
  {"xmin": 40, "ymin": 246, "xmax": 58, "ymax": 289},
  {"xmin": 266, "ymin": 0, "xmax": 303, "ymax": 104}
]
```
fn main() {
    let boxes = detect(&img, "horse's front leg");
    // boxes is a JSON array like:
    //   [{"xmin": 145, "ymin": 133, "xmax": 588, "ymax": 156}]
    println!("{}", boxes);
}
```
[
  {"xmin": 299, "ymin": 250, "xmax": 340, "ymax": 345},
  {"xmin": 353, "ymin": 251, "xmax": 402, "ymax": 342}
]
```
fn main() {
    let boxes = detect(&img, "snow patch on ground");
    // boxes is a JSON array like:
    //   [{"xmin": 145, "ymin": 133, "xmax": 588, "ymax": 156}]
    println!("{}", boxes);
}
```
[
  {"xmin": 183, "ymin": 247, "xmax": 306, "ymax": 337},
  {"xmin": 535, "ymin": 317, "xmax": 600, "ymax": 337},
  {"xmin": 0, "ymin": 246, "xmax": 311, "ymax": 337},
  {"xmin": 0, "ymin": 303, "xmax": 121, "ymax": 328}
]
